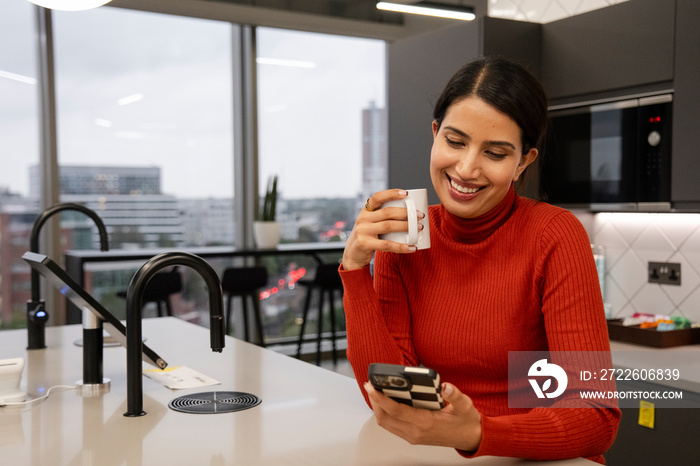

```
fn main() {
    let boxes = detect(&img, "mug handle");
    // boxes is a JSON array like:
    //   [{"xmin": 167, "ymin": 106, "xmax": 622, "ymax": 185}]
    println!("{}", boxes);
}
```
[{"xmin": 404, "ymin": 198, "xmax": 418, "ymax": 245}]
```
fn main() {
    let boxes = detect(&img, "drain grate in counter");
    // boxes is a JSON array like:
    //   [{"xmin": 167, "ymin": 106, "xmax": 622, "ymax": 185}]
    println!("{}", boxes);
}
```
[{"xmin": 168, "ymin": 391, "xmax": 261, "ymax": 414}]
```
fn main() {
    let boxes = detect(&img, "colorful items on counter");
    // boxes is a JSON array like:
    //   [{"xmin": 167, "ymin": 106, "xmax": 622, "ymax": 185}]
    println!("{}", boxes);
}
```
[{"xmin": 621, "ymin": 313, "xmax": 694, "ymax": 331}]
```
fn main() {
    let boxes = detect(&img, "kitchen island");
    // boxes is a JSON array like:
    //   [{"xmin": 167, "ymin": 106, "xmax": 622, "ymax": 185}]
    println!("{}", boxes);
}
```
[{"xmin": 0, "ymin": 318, "xmax": 592, "ymax": 465}]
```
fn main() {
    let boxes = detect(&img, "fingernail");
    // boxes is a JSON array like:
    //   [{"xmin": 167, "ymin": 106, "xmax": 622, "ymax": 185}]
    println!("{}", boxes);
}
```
[
  {"xmin": 442, "ymin": 383, "xmax": 452, "ymax": 396},
  {"xmin": 419, "ymin": 211, "xmax": 426, "ymax": 219},
  {"xmin": 398, "ymin": 190, "xmax": 408, "ymax": 196},
  {"xmin": 408, "ymin": 246, "xmax": 417, "ymax": 252},
  {"xmin": 418, "ymin": 223, "xmax": 424, "ymax": 231},
  {"xmin": 364, "ymin": 382, "xmax": 373, "ymax": 392}
]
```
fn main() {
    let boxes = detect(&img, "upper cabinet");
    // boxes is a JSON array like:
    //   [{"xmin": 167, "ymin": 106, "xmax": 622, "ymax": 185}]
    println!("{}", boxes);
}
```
[
  {"xmin": 671, "ymin": 0, "xmax": 700, "ymax": 206},
  {"xmin": 540, "ymin": 0, "xmax": 675, "ymax": 102}
]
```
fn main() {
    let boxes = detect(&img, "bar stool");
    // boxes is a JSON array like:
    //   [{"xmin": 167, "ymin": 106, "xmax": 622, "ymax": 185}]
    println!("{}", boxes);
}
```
[
  {"xmin": 117, "ymin": 267, "xmax": 182, "ymax": 317},
  {"xmin": 221, "ymin": 267, "xmax": 268, "ymax": 347},
  {"xmin": 295, "ymin": 263, "xmax": 344, "ymax": 365}
]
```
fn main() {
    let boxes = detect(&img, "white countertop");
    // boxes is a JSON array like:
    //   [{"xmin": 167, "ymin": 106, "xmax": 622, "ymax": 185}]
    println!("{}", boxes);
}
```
[{"xmin": 0, "ymin": 318, "xmax": 592, "ymax": 465}]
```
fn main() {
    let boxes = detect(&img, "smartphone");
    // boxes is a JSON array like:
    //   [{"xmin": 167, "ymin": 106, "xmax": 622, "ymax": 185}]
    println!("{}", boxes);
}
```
[{"xmin": 368, "ymin": 363, "xmax": 445, "ymax": 411}]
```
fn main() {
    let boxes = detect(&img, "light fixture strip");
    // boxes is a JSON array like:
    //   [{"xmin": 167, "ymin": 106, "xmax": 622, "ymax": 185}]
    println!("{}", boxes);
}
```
[{"xmin": 376, "ymin": 2, "xmax": 476, "ymax": 21}]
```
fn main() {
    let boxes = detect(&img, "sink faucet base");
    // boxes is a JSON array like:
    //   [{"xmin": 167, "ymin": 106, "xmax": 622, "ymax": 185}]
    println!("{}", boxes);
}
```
[{"xmin": 76, "ymin": 378, "xmax": 111, "ymax": 397}]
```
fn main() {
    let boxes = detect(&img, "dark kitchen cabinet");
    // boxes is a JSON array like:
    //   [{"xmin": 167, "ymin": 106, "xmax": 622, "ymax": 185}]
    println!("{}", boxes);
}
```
[
  {"xmin": 540, "ymin": 0, "xmax": 675, "ymax": 101},
  {"xmin": 604, "ymin": 379, "xmax": 700, "ymax": 465},
  {"xmin": 671, "ymin": 0, "xmax": 700, "ymax": 206}
]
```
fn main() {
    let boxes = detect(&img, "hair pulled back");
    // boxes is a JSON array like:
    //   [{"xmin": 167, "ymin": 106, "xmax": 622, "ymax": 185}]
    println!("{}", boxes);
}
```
[{"xmin": 433, "ymin": 56, "xmax": 548, "ymax": 155}]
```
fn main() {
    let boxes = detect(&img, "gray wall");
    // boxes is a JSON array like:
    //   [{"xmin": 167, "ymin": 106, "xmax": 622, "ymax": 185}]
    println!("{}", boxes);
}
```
[{"xmin": 387, "ymin": 22, "xmax": 482, "ymax": 205}]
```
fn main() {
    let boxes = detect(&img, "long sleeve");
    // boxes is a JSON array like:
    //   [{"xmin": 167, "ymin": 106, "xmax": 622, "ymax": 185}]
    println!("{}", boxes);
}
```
[{"xmin": 340, "ymin": 257, "xmax": 419, "ymax": 397}]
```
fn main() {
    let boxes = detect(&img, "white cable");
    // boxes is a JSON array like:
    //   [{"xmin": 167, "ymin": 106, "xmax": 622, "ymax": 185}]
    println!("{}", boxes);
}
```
[{"xmin": 0, "ymin": 385, "xmax": 77, "ymax": 408}]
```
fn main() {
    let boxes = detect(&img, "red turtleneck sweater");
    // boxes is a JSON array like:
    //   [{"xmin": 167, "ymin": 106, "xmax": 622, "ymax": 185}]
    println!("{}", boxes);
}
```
[{"xmin": 340, "ymin": 188, "xmax": 620, "ymax": 463}]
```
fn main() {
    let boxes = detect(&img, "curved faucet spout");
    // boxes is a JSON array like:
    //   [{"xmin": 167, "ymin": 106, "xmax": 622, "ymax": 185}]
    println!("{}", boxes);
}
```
[
  {"xmin": 30, "ymin": 202, "xmax": 109, "ymax": 302},
  {"xmin": 125, "ymin": 252, "xmax": 225, "ymax": 417},
  {"xmin": 27, "ymin": 202, "xmax": 109, "ymax": 353}
]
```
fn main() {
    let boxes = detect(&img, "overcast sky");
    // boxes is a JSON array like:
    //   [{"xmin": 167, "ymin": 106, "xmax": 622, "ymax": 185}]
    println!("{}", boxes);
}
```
[{"xmin": 0, "ymin": 0, "xmax": 386, "ymax": 199}]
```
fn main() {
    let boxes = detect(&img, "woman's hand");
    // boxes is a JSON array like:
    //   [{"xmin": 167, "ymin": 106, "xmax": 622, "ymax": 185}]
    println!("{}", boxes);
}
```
[
  {"xmin": 364, "ymin": 381, "xmax": 482, "ymax": 452},
  {"xmin": 342, "ymin": 189, "xmax": 425, "ymax": 271}
]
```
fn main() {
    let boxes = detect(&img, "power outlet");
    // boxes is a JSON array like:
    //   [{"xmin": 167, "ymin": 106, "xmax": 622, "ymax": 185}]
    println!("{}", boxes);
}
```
[{"xmin": 648, "ymin": 262, "xmax": 681, "ymax": 286}]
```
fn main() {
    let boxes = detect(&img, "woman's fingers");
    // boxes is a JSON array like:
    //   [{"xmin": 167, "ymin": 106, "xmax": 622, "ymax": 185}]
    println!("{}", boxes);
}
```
[
  {"xmin": 364, "ymin": 189, "xmax": 408, "ymax": 213},
  {"xmin": 342, "ymin": 189, "xmax": 423, "ymax": 270}
]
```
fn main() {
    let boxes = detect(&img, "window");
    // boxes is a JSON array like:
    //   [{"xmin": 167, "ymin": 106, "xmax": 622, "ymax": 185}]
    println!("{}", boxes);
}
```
[
  {"xmin": 52, "ymin": 8, "xmax": 235, "ymax": 324},
  {"xmin": 256, "ymin": 28, "xmax": 387, "ymax": 342},
  {"xmin": 257, "ymin": 27, "xmax": 387, "ymax": 244},
  {"xmin": 53, "ymin": 7, "xmax": 234, "ymax": 250},
  {"xmin": 0, "ymin": 0, "xmax": 40, "ymax": 328},
  {"xmin": 0, "ymin": 5, "xmax": 388, "ymax": 342}
]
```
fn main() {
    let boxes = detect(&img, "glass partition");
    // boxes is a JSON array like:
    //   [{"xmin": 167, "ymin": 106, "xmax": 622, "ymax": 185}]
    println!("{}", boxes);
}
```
[
  {"xmin": 256, "ymin": 27, "xmax": 386, "ymax": 345},
  {"xmin": 53, "ymin": 7, "xmax": 234, "ymax": 251},
  {"xmin": 52, "ymin": 7, "xmax": 235, "ymax": 326},
  {"xmin": 0, "ymin": 1, "xmax": 40, "ymax": 329}
]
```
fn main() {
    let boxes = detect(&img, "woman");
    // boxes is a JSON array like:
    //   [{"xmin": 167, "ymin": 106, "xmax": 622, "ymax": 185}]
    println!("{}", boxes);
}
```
[{"xmin": 340, "ymin": 56, "xmax": 620, "ymax": 463}]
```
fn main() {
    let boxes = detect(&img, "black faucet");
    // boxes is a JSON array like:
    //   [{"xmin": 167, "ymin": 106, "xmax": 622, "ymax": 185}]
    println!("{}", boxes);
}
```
[
  {"xmin": 124, "ymin": 252, "xmax": 225, "ymax": 417},
  {"xmin": 28, "ymin": 203, "xmax": 109, "ymax": 364}
]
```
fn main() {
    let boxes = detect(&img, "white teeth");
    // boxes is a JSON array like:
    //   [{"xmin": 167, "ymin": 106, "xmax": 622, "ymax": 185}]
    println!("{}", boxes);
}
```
[{"xmin": 450, "ymin": 179, "xmax": 480, "ymax": 194}]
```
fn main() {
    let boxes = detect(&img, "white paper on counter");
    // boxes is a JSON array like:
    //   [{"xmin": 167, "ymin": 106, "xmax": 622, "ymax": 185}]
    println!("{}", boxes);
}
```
[{"xmin": 143, "ymin": 366, "xmax": 221, "ymax": 390}]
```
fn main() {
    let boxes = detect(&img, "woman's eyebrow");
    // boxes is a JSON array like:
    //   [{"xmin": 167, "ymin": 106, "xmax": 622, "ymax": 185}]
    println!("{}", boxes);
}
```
[
  {"xmin": 485, "ymin": 140, "xmax": 517, "ymax": 150},
  {"xmin": 443, "ymin": 125, "xmax": 470, "ymax": 139},
  {"xmin": 443, "ymin": 125, "xmax": 517, "ymax": 150}
]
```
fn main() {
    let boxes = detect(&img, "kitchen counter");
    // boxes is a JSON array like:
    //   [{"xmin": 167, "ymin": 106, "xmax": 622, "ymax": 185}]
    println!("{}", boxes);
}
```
[
  {"xmin": 0, "ymin": 318, "xmax": 592, "ymax": 465},
  {"xmin": 609, "ymin": 340, "xmax": 700, "ymax": 395}
]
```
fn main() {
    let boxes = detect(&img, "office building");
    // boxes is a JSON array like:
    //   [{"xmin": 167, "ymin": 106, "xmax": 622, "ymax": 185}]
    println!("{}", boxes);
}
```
[{"xmin": 361, "ymin": 101, "xmax": 388, "ymax": 202}]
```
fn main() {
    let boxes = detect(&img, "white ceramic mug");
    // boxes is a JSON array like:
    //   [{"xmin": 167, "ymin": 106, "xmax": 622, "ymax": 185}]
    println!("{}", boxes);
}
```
[{"xmin": 379, "ymin": 188, "xmax": 431, "ymax": 250}]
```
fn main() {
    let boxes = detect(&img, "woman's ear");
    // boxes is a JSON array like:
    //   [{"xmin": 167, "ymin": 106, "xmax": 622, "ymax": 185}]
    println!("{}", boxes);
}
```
[
  {"xmin": 432, "ymin": 120, "xmax": 439, "ymax": 139},
  {"xmin": 513, "ymin": 148, "xmax": 538, "ymax": 181}
]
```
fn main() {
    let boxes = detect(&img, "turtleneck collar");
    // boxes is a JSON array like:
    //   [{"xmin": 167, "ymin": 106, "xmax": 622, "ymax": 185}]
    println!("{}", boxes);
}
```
[{"xmin": 439, "ymin": 185, "xmax": 517, "ymax": 244}]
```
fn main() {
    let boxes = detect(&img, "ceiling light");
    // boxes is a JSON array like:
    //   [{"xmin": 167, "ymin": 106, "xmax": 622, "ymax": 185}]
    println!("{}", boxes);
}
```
[
  {"xmin": 0, "ymin": 69, "xmax": 37, "ymax": 85},
  {"xmin": 118, "ymin": 93, "xmax": 144, "ymax": 106},
  {"xmin": 25, "ymin": 0, "xmax": 113, "ymax": 11},
  {"xmin": 376, "ymin": 1, "xmax": 476, "ymax": 21}
]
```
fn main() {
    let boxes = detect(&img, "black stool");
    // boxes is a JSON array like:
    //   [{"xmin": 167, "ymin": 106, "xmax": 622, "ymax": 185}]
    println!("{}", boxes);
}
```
[
  {"xmin": 295, "ymin": 263, "xmax": 344, "ymax": 365},
  {"xmin": 221, "ymin": 267, "xmax": 268, "ymax": 347},
  {"xmin": 117, "ymin": 267, "xmax": 182, "ymax": 317}
]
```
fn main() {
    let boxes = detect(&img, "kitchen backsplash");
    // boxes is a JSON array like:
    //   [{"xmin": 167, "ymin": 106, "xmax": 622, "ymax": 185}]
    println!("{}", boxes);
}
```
[{"xmin": 579, "ymin": 212, "xmax": 700, "ymax": 323}]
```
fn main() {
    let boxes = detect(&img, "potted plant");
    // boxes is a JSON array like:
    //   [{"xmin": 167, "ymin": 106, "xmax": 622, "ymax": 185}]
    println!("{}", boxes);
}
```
[{"xmin": 253, "ymin": 175, "xmax": 280, "ymax": 248}]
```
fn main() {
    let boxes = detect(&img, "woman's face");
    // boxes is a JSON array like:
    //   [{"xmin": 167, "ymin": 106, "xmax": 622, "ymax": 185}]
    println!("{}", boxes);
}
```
[{"xmin": 430, "ymin": 97, "xmax": 537, "ymax": 219}]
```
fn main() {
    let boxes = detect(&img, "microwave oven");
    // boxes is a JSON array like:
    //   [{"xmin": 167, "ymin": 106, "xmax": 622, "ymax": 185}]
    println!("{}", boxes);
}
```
[{"xmin": 540, "ymin": 93, "xmax": 672, "ymax": 209}]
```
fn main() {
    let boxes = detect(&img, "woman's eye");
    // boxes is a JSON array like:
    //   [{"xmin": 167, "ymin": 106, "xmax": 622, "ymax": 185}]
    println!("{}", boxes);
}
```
[
  {"xmin": 446, "ymin": 138, "xmax": 464, "ymax": 147},
  {"xmin": 485, "ymin": 151, "xmax": 507, "ymax": 160}
]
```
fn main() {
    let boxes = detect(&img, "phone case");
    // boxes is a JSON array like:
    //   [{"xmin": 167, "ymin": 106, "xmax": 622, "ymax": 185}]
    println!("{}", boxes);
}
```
[{"xmin": 368, "ymin": 363, "xmax": 445, "ymax": 411}]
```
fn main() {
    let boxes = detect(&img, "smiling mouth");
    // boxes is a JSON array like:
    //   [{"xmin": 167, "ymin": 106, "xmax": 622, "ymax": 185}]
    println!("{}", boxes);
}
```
[{"xmin": 447, "ymin": 175, "xmax": 484, "ymax": 194}]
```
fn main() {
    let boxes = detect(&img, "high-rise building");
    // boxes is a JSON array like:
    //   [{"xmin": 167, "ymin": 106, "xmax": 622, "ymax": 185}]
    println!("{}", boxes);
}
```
[
  {"xmin": 29, "ymin": 165, "xmax": 185, "ymax": 249},
  {"xmin": 361, "ymin": 101, "xmax": 388, "ymax": 201}
]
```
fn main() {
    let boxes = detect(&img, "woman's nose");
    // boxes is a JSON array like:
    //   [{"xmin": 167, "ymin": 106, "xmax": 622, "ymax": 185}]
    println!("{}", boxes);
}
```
[{"xmin": 455, "ymin": 151, "xmax": 481, "ymax": 179}]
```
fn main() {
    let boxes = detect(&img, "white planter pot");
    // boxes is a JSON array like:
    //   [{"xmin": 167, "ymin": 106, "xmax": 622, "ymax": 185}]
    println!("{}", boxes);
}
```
[{"xmin": 253, "ymin": 221, "xmax": 280, "ymax": 249}]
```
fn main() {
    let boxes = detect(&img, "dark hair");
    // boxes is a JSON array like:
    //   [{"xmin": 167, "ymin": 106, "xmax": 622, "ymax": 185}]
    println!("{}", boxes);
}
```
[{"xmin": 433, "ymin": 56, "xmax": 548, "ymax": 156}]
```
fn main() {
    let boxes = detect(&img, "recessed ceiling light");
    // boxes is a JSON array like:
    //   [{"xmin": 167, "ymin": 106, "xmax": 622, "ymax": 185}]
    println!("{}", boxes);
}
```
[{"xmin": 376, "ymin": 2, "xmax": 476, "ymax": 21}]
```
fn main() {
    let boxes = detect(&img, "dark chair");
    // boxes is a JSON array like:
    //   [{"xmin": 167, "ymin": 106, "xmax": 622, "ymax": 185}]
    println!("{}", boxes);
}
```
[
  {"xmin": 221, "ymin": 267, "xmax": 268, "ymax": 347},
  {"xmin": 295, "ymin": 263, "xmax": 344, "ymax": 365},
  {"xmin": 117, "ymin": 267, "xmax": 182, "ymax": 317}
]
